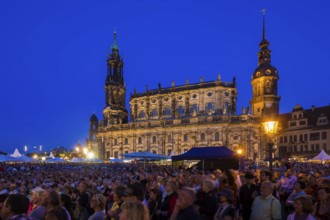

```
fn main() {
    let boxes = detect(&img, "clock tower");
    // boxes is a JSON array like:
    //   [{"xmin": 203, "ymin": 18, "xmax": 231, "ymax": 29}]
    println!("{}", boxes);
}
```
[
  {"xmin": 250, "ymin": 11, "xmax": 280, "ymax": 117},
  {"xmin": 103, "ymin": 31, "xmax": 128, "ymax": 125}
]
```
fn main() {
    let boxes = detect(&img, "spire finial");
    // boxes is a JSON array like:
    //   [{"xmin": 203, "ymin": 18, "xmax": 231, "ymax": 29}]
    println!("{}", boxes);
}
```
[
  {"xmin": 112, "ymin": 29, "xmax": 119, "ymax": 50},
  {"xmin": 261, "ymin": 8, "xmax": 266, "ymax": 40}
]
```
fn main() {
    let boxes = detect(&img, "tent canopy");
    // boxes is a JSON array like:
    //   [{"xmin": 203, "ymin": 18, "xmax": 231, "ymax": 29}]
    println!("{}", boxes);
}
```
[
  {"xmin": 121, "ymin": 152, "xmax": 170, "ymax": 160},
  {"xmin": 309, "ymin": 149, "xmax": 330, "ymax": 161},
  {"xmin": 10, "ymin": 149, "xmax": 22, "ymax": 158},
  {"xmin": 172, "ymin": 146, "xmax": 235, "ymax": 161},
  {"xmin": 46, "ymin": 157, "xmax": 66, "ymax": 163}
]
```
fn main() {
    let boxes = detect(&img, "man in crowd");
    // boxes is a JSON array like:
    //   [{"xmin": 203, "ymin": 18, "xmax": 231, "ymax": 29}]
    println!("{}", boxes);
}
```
[
  {"xmin": 1, "ymin": 194, "xmax": 36, "ymax": 220},
  {"xmin": 250, "ymin": 181, "xmax": 281, "ymax": 220},
  {"xmin": 170, "ymin": 187, "xmax": 198, "ymax": 220},
  {"xmin": 238, "ymin": 172, "xmax": 257, "ymax": 220}
]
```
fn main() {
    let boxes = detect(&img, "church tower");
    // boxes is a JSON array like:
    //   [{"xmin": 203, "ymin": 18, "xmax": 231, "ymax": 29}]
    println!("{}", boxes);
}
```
[
  {"xmin": 250, "ymin": 11, "xmax": 280, "ymax": 117},
  {"xmin": 103, "ymin": 31, "xmax": 128, "ymax": 125}
]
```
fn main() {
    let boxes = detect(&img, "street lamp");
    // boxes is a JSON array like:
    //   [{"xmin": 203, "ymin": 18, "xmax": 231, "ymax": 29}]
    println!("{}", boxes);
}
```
[
  {"xmin": 262, "ymin": 108, "xmax": 279, "ymax": 173},
  {"xmin": 237, "ymin": 148, "xmax": 243, "ymax": 171}
]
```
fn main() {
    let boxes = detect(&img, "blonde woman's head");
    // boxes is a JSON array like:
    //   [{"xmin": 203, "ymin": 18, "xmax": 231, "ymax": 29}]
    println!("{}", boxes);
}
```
[
  {"xmin": 90, "ymin": 194, "xmax": 106, "ymax": 210},
  {"xmin": 119, "ymin": 201, "xmax": 149, "ymax": 220}
]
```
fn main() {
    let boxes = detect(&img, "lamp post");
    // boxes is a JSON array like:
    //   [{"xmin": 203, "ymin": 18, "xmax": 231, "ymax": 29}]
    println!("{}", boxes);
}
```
[
  {"xmin": 261, "ymin": 108, "xmax": 279, "ymax": 173},
  {"xmin": 237, "ymin": 149, "xmax": 243, "ymax": 171}
]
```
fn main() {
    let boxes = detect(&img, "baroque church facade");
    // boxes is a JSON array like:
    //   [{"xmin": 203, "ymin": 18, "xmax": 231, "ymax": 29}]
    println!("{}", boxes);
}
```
[{"xmin": 87, "ymin": 16, "xmax": 280, "ymax": 161}]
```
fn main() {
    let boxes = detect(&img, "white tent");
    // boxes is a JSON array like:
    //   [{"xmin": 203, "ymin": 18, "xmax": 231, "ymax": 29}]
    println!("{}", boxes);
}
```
[
  {"xmin": 10, "ymin": 148, "xmax": 22, "ymax": 158},
  {"xmin": 49, "ymin": 152, "xmax": 55, "ymax": 158},
  {"xmin": 309, "ymin": 149, "xmax": 330, "ymax": 162}
]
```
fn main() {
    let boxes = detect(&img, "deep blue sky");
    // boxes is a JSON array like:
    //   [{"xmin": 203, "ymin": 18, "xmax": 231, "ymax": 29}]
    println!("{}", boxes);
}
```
[{"xmin": 1, "ymin": 1, "xmax": 329, "ymax": 153}]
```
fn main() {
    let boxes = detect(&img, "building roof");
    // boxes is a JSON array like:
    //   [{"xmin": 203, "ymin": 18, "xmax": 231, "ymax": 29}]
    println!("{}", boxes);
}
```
[
  {"xmin": 130, "ymin": 79, "xmax": 236, "ymax": 99},
  {"xmin": 279, "ymin": 105, "xmax": 330, "ymax": 130}
]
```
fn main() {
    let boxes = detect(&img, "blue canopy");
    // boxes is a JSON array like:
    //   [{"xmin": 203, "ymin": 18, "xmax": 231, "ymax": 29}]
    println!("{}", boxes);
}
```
[{"xmin": 172, "ymin": 146, "xmax": 235, "ymax": 161}]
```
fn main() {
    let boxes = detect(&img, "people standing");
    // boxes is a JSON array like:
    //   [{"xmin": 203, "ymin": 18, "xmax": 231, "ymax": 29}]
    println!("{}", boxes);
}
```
[
  {"xmin": 250, "ymin": 181, "xmax": 282, "ymax": 220},
  {"xmin": 238, "ymin": 173, "xmax": 257, "ymax": 220}
]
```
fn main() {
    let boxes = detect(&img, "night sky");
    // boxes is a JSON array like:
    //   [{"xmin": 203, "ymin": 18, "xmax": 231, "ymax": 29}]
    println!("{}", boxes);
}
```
[{"xmin": 1, "ymin": 1, "xmax": 329, "ymax": 153}]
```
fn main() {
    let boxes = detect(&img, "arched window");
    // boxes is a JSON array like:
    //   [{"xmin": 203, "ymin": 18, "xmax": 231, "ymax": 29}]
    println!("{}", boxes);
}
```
[
  {"xmin": 206, "ymin": 102, "xmax": 214, "ymax": 111},
  {"xmin": 138, "ymin": 111, "xmax": 145, "ymax": 118},
  {"xmin": 168, "ymin": 135, "xmax": 172, "ymax": 142},
  {"xmin": 138, "ymin": 137, "xmax": 142, "ymax": 144},
  {"xmin": 178, "ymin": 106, "xmax": 185, "ymax": 116},
  {"xmin": 152, "ymin": 150, "xmax": 157, "ymax": 154},
  {"xmin": 151, "ymin": 109, "xmax": 158, "ymax": 117},
  {"xmin": 215, "ymin": 132, "xmax": 220, "ymax": 141},
  {"xmin": 152, "ymin": 136, "xmax": 157, "ymax": 144},
  {"xmin": 114, "ymin": 138, "xmax": 117, "ymax": 145},
  {"xmin": 164, "ymin": 107, "xmax": 171, "ymax": 116},
  {"xmin": 124, "ymin": 138, "xmax": 128, "ymax": 145},
  {"xmin": 192, "ymin": 104, "xmax": 199, "ymax": 112},
  {"xmin": 184, "ymin": 134, "xmax": 188, "ymax": 142},
  {"xmin": 201, "ymin": 133, "xmax": 205, "ymax": 141}
]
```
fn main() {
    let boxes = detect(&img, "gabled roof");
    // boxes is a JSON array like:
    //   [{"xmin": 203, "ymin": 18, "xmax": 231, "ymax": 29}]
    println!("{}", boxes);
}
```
[
  {"xmin": 172, "ymin": 146, "xmax": 235, "ymax": 161},
  {"xmin": 279, "ymin": 105, "xmax": 330, "ymax": 130}
]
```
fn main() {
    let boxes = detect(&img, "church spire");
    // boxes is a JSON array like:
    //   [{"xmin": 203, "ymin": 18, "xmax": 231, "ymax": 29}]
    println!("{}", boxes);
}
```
[
  {"xmin": 262, "ymin": 8, "xmax": 266, "ymax": 41},
  {"xmin": 111, "ymin": 30, "xmax": 119, "ymax": 52},
  {"xmin": 258, "ymin": 9, "xmax": 271, "ymax": 67}
]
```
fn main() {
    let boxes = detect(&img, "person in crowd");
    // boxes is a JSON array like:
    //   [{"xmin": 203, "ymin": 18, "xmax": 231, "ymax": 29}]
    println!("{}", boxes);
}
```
[
  {"xmin": 148, "ymin": 188, "xmax": 162, "ymax": 220},
  {"xmin": 88, "ymin": 194, "xmax": 106, "ymax": 220},
  {"xmin": 287, "ymin": 196, "xmax": 315, "ymax": 220},
  {"xmin": 250, "ymin": 181, "xmax": 282, "ymax": 220},
  {"xmin": 197, "ymin": 179, "xmax": 217, "ymax": 220},
  {"xmin": 238, "ymin": 172, "xmax": 257, "ymax": 220},
  {"xmin": 305, "ymin": 175, "xmax": 319, "ymax": 196},
  {"xmin": 108, "ymin": 186, "xmax": 125, "ymax": 220},
  {"xmin": 213, "ymin": 188, "xmax": 236, "ymax": 220},
  {"xmin": 119, "ymin": 201, "xmax": 149, "ymax": 220},
  {"xmin": 286, "ymin": 181, "xmax": 306, "ymax": 213},
  {"xmin": 0, "ymin": 182, "xmax": 9, "ymax": 195},
  {"xmin": 219, "ymin": 170, "xmax": 238, "ymax": 205},
  {"xmin": 313, "ymin": 187, "xmax": 330, "ymax": 220},
  {"xmin": 258, "ymin": 170, "xmax": 278, "ymax": 198},
  {"xmin": 170, "ymin": 187, "xmax": 198, "ymax": 220},
  {"xmin": 29, "ymin": 189, "xmax": 47, "ymax": 220},
  {"xmin": 44, "ymin": 190, "xmax": 68, "ymax": 220},
  {"xmin": 60, "ymin": 194, "xmax": 75, "ymax": 220},
  {"xmin": 1, "ymin": 194, "xmax": 35, "ymax": 220},
  {"xmin": 280, "ymin": 169, "xmax": 297, "ymax": 200},
  {"xmin": 156, "ymin": 181, "xmax": 178, "ymax": 220},
  {"xmin": 29, "ymin": 187, "xmax": 46, "ymax": 219},
  {"xmin": 76, "ymin": 181, "xmax": 93, "ymax": 220}
]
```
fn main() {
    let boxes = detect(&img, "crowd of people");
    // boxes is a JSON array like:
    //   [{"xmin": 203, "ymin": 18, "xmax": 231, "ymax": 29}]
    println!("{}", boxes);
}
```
[{"xmin": 0, "ymin": 161, "xmax": 328, "ymax": 220}]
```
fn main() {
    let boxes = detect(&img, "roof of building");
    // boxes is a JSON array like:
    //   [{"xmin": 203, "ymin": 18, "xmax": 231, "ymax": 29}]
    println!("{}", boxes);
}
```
[
  {"xmin": 279, "ymin": 105, "xmax": 330, "ymax": 130},
  {"xmin": 130, "ymin": 79, "xmax": 236, "ymax": 99}
]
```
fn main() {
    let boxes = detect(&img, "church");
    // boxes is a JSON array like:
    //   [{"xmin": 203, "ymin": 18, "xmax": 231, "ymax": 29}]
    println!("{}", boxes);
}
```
[{"xmin": 86, "ymin": 15, "xmax": 281, "ymax": 161}]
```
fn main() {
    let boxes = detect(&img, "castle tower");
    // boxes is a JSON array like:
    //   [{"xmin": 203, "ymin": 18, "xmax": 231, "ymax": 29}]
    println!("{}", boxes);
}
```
[
  {"xmin": 103, "ymin": 31, "xmax": 128, "ymax": 125},
  {"xmin": 250, "ymin": 11, "xmax": 280, "ymax": 117}
]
